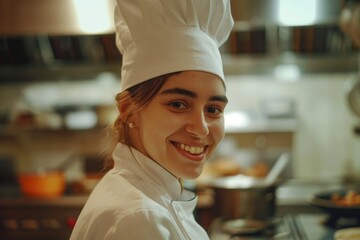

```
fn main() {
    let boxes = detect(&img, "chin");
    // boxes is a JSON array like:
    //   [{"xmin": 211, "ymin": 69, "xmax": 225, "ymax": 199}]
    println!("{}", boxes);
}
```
[{"xmin": 181, "ymin": 167, "xmax": 204, "ymax": 180}]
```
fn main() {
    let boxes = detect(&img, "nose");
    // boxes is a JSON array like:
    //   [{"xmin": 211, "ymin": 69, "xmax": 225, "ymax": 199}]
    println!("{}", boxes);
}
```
[{"xmin": 185, "ymin": 111, "xmax": 209, "ymax": 137}]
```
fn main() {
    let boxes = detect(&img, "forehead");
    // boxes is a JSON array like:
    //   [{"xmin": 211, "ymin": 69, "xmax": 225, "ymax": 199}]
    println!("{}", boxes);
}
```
[{"xmin": 161, "ymin": 71, "xmax": 226, "ymax": 95}]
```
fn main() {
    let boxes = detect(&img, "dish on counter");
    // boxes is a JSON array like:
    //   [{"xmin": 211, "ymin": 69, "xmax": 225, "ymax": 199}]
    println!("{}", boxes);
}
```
[
  {"xmin": 330, "ymin": 190, "xmax": 360, "ymax": 206},
  {"xmin": 310, "ymin": 188, "xmax": 360, "ymax": 217}
]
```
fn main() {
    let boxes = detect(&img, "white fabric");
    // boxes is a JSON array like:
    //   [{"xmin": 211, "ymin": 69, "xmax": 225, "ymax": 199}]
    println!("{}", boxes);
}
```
[
  {"xmin": 115, "ymin": 0, "xmax": 234, "ymax": 91},
  {"xmin": 70, "ymin": 143, "xmax": 209, "ymax": 240}
]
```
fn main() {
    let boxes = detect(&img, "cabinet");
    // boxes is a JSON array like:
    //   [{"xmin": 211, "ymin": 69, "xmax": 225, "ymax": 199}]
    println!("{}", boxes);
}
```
[
  {"xmin": 1, "ymin": 24, "xmax": 358, "ymax": 82},
  {"xmin": 221, "ymin": 23, "xmax": 359, "ymax": 75},
  {"xmin": 0, "ymin": 33, "xmax": 120, "ymax": 130},
  {"xmin": 0, "ymin": 33, "xmax": 122, "ymax": 83}
]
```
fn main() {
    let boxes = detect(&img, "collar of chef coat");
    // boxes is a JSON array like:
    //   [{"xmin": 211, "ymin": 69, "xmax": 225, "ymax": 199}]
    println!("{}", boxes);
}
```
[{"xmin": 112, "ymin": 143, "xmax": 196, "ymax": 202}]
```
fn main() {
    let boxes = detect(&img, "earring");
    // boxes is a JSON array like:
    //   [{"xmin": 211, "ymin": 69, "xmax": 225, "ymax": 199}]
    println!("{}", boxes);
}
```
[{"xmin": 128, "ymin": 122, "xmax": 135, "ymax": 128}]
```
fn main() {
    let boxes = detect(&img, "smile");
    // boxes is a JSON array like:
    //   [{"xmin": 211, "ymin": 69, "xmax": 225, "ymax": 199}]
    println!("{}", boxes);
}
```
[{"xmin": 172, "ymin": 142, "xmax": 206, "ymax": 155}]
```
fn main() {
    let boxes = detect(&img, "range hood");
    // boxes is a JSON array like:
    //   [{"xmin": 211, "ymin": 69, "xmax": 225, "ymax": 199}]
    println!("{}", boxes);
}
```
[
  {"xmin": 0, "ymin": 0, "xmax": 116, "ymax": 35},
  {"xmin": 230, "ymin": 0, "xmax": 342, "ymax": 28},
  {"xmin": 0, "ymin": 0, "xmax": 343, "ymax": 36}
]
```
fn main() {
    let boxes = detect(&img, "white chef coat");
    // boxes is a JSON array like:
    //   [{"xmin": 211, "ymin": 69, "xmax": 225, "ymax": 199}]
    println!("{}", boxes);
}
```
[{"xmin": 70, "ymin": 143, "xmax": 209, "ymax": 240}]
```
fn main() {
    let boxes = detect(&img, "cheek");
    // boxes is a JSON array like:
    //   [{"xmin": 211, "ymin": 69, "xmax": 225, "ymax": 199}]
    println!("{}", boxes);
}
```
[
  {"xmin": 139, "ymin": 110, "xmax": 175, "ymax": 142},
  {"xmin": 211, "ymin": 119, "xmax": 225, "ymax": 143}
]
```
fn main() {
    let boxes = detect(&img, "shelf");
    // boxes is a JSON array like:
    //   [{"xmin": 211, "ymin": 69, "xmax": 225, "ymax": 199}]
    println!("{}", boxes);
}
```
[
  {"xmin": 0, "ymin": 61, "xmax": 122, "ymax": 84},
  {"xmin": 0, "ymin": 23, "xmax": 358, "ymax": 83},
  {"xmin": 222, "ymin": 53, "xmax": 359, "ymax": 75},
  {"xmin": 0, "ymin": 126, "xmax": 109, "ymax": 137},
  {"xmin": 221, "ymin": 22, "xmax": 359, "ymax": 75},
  {"xmin": 0, "ymin": 34, "xmax": 122, "ymax": 83}
]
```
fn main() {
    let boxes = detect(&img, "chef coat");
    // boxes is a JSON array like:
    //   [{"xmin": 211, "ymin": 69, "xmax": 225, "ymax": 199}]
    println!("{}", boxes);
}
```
[{"xmin": 70, "ymin": 143, "xmax": 209, "ymax": 240}]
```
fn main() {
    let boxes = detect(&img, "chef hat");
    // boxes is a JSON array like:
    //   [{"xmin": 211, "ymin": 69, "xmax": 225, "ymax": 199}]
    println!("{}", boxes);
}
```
[{"xmin": 114, "ymin": 0, "xmax": 234, "ymax": 92}]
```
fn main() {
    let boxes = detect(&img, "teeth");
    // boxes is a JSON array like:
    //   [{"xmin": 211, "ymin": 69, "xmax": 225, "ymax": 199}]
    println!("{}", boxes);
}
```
[{"xmin": 179, "ymin": 143, "xmax": 204, "ymax": 154}]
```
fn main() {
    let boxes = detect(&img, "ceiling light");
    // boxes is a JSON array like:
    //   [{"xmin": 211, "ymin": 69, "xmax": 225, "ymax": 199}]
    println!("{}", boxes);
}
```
[{"xmin": 278, "ymin": 0, "xmax": 317, "ymax": 26}]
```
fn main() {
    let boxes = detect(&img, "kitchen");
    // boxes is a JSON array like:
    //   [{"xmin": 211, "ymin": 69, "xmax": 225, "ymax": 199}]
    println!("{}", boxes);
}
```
[{"xmin": 1, "ymin": 0, "xmax": 360, "ymax": 239}]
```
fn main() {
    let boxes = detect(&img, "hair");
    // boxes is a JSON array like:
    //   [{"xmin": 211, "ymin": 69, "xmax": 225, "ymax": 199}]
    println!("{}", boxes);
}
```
[{"xmin": 102, "ymin": 72, "xmax": 179, "ymax": 171}]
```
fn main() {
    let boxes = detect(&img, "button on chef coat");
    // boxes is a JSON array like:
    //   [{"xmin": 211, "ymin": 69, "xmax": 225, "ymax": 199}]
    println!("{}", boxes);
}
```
[{"xmin": 70, "ymin": 143, "xmax": 209, "ymax": 240}]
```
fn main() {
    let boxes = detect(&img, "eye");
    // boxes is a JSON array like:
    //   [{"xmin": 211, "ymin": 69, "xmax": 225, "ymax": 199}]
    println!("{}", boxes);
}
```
[
  {"xmin": 206, "ymin": 106, "xmax": 223, "ymax": 115},
  {"xmin": 168, "ymin": 101, "xmax": 187, "ymax": 110}
]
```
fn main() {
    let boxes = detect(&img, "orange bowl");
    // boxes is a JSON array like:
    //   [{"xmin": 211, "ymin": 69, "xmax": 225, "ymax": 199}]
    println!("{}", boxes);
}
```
[{"xmin": 18, "ymin": 171, "xmax": 65, "ymax": 198}]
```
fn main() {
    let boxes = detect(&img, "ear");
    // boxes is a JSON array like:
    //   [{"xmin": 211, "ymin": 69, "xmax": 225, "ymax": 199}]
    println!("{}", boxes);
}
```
[
  {"xmin": 129, "ymin": 112, "xmax": 140, "ymax": 128},
  {"xmin": 118, "ymin": 103, "xmax": 131, "ymax": 123},
  {"xmin": 119, "ymin": 102, "xmax": 129, "ymax": 115},
  {"xmin": 119, "ymin": 103, "xmax": 140, "ymax": 127}
]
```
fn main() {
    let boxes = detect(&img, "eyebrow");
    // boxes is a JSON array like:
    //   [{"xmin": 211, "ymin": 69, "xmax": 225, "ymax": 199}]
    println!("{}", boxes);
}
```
[{"xmin": 160, "ymin": 88, "xmax": 228, "ymax": 103}]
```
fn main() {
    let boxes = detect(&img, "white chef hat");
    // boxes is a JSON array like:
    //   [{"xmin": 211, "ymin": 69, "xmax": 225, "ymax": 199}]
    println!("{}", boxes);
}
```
[{"xmin": 115, "ymin": 0, "xmax": 234, "ymax": 92}]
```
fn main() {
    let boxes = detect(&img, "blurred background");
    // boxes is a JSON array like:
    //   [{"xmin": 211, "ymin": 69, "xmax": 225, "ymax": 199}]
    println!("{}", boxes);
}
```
[
  {"xmin": 1, "ymin": 0, "xmax": 359, "ymax": 186},
  {"xmin": 1, "ymin": 0, "xmax": 360, "ymax": 239}
]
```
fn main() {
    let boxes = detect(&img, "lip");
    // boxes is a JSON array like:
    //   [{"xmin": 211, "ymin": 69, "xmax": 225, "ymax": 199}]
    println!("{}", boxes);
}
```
[{"xmin": 171, "ymin": 141, "xmax": 208, "ymax": 162}]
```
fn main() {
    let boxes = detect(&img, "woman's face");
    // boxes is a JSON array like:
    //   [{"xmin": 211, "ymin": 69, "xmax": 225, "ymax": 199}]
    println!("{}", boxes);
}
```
[{"xmin": 130, "ymin": 71, "xmax": 227, "ymax": 179}]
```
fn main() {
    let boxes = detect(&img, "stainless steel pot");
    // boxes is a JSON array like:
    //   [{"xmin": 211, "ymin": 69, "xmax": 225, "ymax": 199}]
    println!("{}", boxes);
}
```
[{"xmin": 211, "ymin": 175, "xmax": 278, "ymax": 220}]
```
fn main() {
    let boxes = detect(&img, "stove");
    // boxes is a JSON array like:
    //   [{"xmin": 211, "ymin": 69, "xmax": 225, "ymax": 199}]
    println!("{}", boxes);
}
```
[
  {"xmin": 208, "ymin": 214, "xmax": 360, "ymax": 240},
  {"xmin": 0, "ymin": 196, "xmax": 86, "ymax": 240},
  {"xmin": 206, "ymin": 179, "xmax": 360, "ymax": 239}
]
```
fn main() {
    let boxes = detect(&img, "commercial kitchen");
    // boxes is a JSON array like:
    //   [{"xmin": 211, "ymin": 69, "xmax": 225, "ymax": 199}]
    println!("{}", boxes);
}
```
[{"xmin": 1, "ymin": 0, "xmax": 360, "ymax": 239}]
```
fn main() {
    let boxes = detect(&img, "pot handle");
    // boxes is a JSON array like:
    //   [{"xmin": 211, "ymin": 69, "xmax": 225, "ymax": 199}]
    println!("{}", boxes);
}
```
[{"xmin": 264, "ymin": 153, "xmax": 289, "ymax": 184}]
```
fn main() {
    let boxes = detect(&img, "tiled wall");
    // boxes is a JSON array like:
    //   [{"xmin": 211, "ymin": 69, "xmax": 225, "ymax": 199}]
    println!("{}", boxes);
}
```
[{"xmin": 225, "ymin": 73, "xmax": 360, "ymax": 180}]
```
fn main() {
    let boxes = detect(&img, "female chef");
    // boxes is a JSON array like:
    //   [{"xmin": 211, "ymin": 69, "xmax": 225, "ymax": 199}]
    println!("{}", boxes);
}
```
[{"xmin": 70, "ymin": 0, "xmax": 233, "ymax": 239}]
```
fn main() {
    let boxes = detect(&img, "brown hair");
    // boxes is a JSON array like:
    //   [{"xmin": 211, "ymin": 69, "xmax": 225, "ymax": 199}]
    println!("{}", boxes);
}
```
[{"xmin": 103, "ymin": 72, "xmax": 179, "ymax": 170}]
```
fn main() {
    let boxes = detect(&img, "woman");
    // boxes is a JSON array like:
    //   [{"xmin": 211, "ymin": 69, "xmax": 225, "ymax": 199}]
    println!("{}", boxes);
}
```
[{"xmin": 70, "ymin": 0, "xmax": 233, "ymax": 239}]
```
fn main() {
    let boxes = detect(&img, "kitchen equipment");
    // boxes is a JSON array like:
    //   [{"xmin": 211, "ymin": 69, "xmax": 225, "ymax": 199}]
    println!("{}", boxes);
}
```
[
  {"xmin": 210, "ymin": 153, "xmax": 288, "ymax": 220},
  {"xmin": 208, "ymin": 214, "xmax": 342, "ymax": 239},
  {"xmin": 264, "ymin": 153, "xmax": 289, "ymax": 184},
  {"xmin": 0, "ymin": 0, "xmax": 116, "ymax": 35},
  {"xmin": 309, "ymin": 187, "xmax": 360, "ymax": 232},
  {"xmin": 310, "ymin": 188, "xmax": 360, "ymax": 219},
  {"xmin": 18, "ymin": 171, "xmax": 65, "ymax": 198},
  {"xmin": 17, "ymin": 153, "xmax": 76, "ymax": 198},
  {"xmin": 211, "ymin": 174, "xmax": 278, "ymax": 220},
  {"xmin": 208, "ymin": 179, "xmax": 360, "ymax": 239},
  {"xmin": 0, "ymin": 197, "xmax": 85, "ymax": 240}
]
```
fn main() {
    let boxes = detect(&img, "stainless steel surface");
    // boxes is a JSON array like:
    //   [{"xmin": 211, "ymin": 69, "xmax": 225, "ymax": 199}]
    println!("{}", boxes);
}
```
[
  {"xmin": 0, "ymin": 0, "xmax": 116, "ymax": 35},
  {"xmin": 230, "ymin": 0, "xmax": 342, "ymax": 27},
  {"xmin": 212, "ymin": 175, "xmax": 278, "ymax": 220},
  {"xmin": 0, "ymin": 0, "xmax": 356, "ymax": 76},
  {"xmin": 0, "ymin": 0, "xmax": 343, "ymax": 35},
  {"xmin": 211, "ymin": 178, "xmax": 346, "ymax": 221},
  {"xmin": 276, "ymin": 179, "xmax": 346, "ymax": 215},
  {"xmin": 209, "ymin": 214, "xmax": 334, "ymax": 240},
  {"xmin": 222, "ymin": 54, "xmax": 359, "ymax": 75}
]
